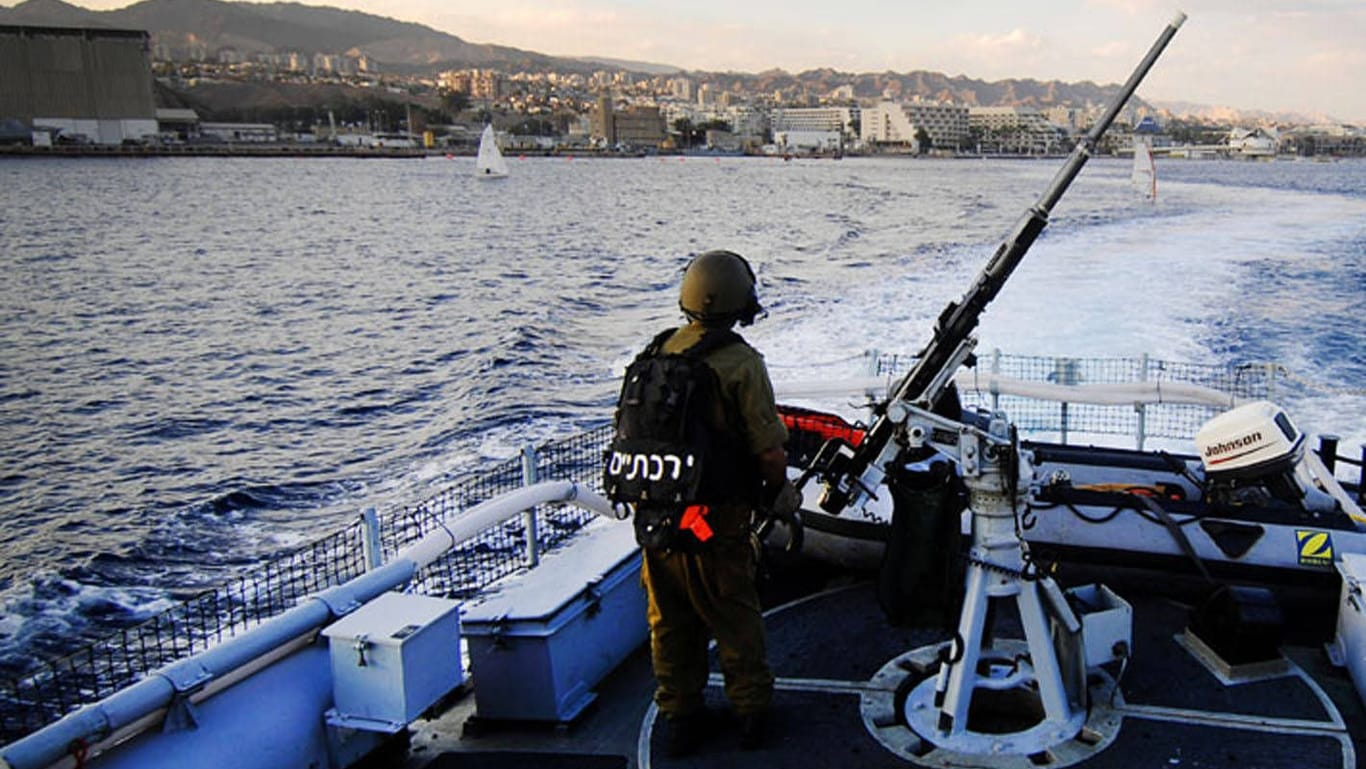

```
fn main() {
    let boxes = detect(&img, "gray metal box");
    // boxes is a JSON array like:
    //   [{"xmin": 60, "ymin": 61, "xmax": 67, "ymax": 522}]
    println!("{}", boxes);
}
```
[
  {"xmin": 1068, "ymin": 583, "xmax": 1132, "ymax": 666},
  {"xmin": 323, "ymin": 591, "xmax": 462, "ymax": 731},
  {"xmin": 461, "ymin": 520, "xmax": 646, "ymax": 722}
]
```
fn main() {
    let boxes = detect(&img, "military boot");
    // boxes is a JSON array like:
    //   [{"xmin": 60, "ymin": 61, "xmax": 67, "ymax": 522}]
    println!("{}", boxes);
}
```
[
  {"xmin": 665, "ymin": 711, "xmax": 705, "ymax": 758},
  {"xmin": 738, "ymin": 710, "xmax": 769, "ymax": 750}
]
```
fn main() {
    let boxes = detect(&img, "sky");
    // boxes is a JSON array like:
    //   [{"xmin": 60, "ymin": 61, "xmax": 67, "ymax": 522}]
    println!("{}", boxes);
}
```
[{"xmin": 19, "ymin": 0, "xmax": 1366, "ymax": 122}]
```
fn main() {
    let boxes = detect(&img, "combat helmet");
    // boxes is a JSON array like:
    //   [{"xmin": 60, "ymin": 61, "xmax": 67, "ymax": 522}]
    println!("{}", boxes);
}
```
[{"xmin": 679, "ymin": 250, "xmax": 763, "ymax": 327}]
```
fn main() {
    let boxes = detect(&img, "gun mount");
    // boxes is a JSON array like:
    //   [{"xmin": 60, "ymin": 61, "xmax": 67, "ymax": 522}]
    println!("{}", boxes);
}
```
[{"xmin": 804, "ymin": 12, "xmax": 1187, "ymax": 764}]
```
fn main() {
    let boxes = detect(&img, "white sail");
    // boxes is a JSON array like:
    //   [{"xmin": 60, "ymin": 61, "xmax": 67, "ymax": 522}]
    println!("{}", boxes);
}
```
[
  {"xmin": 1131, "ymin": 135, "xmax": 1156, "ymax": 200},
  {"xmin": 475, "ymin": 125, "xmax": 509, "ymax": 179}
]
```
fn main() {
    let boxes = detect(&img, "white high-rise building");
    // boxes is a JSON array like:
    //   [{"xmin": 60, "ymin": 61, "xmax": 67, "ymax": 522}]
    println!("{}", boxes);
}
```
[
  {"xmin": 770, "ymin": 107, "xmax": 858, "ymax": 138},
  {"xmin": 861, "ymin": 101, "xmax": 970, "ymax": 152},
  {"xmin": 669, "ymin": 77, "xmax": 695, "ymax": 101},
  {"xmin": 969, "ymin": 106, "xmax": 1062, "ymax": 154}
]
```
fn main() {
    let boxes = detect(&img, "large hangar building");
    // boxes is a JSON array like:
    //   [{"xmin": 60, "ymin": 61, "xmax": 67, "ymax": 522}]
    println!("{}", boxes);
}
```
[{"xmin": 0, "ymin": 25, "xmax": 157, "ymax": 144}]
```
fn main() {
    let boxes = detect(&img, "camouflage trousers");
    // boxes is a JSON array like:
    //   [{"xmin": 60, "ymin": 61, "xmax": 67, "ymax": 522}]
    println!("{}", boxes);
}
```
[{"xmin": 642, "ymin": 535, "xmax": 773, "ymax": 719}]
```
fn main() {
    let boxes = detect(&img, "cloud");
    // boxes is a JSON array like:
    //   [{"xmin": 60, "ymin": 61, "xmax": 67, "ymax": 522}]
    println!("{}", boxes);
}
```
[
  {"xmin": 916, "ymin": 27, "xmax": 1049, "ymax": 79},
  {"xmin": 1082, "ymin": 0, "xmax": 1160, "ymax": 13},
  {"xmin": 962, "ymin": 28, "xmax": 1044, "ymax": 56},
  {"xmin": 1087, "ymin": 40, "xmax": 1131, "ymax": 60}
]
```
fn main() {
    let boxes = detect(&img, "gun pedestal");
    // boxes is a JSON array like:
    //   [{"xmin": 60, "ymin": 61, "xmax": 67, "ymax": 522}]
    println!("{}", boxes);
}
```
[
  {"xmin": 824, "ymin": 14, "xmax": 1182, "ymax": 763},
  {"xmin": 902, "ymin": 421, "xmax": 1090, "ymax": 757}
]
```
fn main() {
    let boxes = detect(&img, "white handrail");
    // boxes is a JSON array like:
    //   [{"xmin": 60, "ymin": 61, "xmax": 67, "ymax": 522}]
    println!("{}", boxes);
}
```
[
  {"xmin": 775, "ymin": 371, "xmax": 1242, "ymax": 409},
  {"xmin": 401, "ymin": 481, "xmax": 619, "ymax": 570}
]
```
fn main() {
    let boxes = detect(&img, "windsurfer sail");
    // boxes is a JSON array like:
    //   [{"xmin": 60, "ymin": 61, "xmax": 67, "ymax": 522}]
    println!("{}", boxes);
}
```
[{"xmin": 1132, "ymin": 134, "xmax": 1157, "ymax": 201}]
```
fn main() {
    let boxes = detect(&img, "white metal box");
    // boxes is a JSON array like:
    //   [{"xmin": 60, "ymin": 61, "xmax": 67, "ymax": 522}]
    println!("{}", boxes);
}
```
[
  {"xmin": 1067, "ymin": 583, "xmax": 1133, "ymax": 667},
  {"xmin": 461, "ymin": 520, "xmax": 647, "ymax": 722},
  {"xmin": 322, "ymin": 591, "xmax": 462, "ymax": 731}
]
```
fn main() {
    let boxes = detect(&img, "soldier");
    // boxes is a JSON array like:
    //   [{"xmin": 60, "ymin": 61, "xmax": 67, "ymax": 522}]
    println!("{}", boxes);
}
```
[{"xmin": 633, "ymin": 250, "xmax": 801, "ymax": 756}]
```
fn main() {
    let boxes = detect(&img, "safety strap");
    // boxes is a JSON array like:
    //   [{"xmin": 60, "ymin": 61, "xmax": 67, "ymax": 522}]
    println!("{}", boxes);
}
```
[{"xmin": 1131, "ymin": 493, "xmax": 1214, "ymax": 583}]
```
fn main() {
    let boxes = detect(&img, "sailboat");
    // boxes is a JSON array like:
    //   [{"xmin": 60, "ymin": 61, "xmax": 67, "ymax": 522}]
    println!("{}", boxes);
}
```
[
  {"xmin": 1131, "ymin": 134, "xmax": 1156, "ymax": 200},
  {"xmin": 475, "ymin": 124, "xmax": 509, "ymax": 179}
]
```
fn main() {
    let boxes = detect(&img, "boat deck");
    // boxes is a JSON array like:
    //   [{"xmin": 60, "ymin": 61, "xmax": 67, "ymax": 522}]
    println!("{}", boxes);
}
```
[{"xmin": 386, "ymin": 559, "xmax": 1364, "ymax": 769}]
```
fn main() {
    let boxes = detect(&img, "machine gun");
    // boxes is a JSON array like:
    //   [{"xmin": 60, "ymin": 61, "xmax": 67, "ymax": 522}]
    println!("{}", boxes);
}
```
[
  {"xmin": 797, "ymin": 14, "xmax": 1187, "ymax": 761},
  {"xmin": 806, "ymin": 12, "xmax": 1188, "ymax": 517}
]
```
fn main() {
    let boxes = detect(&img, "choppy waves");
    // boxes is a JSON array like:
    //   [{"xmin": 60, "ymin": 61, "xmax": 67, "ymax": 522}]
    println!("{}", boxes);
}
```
[{"xmin": 1, "ymin": 155, "xmax": 1363, "ymax": 677}]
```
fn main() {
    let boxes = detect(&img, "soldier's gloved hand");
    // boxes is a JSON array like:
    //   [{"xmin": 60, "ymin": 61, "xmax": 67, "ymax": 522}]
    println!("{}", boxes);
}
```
[
  {"xmin": 768, "ymin": 479, "xmax": 802, "ymax": 521},
  {"xmin": 760, "ymin": 479, "xmax": 804, "ymax": 553}
]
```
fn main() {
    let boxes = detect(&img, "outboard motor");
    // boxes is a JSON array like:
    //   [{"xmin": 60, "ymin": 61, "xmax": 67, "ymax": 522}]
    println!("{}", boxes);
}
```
[{"xmin": 1195, "ymin": 401, "xmax": 1339, "ymax": 513}]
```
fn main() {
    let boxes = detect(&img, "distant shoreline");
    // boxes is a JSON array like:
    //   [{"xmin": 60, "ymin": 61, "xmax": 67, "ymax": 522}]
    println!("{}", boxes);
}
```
[
  {"xmin": 26, "ymin": 140, "xmax": 1317, "ymax": 162},
  {"xmin": 0, "ymin": 144, "xmax": 433, "ymax": 159},
  {"xmin": 0, "ymin": 145, "xmax": 1086, "ymax": 161},
  {"xmin": 0, "ymin": 145, "xmax": 720, "ymax": 160}
]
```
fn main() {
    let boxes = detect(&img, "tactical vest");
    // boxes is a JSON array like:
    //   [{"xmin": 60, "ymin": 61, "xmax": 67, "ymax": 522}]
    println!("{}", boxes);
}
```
[{"xmin": 603, "ymin": 328, "xmax": 749, "ymax": 550}]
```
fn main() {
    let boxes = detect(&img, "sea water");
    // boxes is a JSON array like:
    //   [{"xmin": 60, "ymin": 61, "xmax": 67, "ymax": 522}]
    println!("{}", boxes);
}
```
[{"xmin": 1, "ymin": 154, "xmax": 1363, "ymax": 676}]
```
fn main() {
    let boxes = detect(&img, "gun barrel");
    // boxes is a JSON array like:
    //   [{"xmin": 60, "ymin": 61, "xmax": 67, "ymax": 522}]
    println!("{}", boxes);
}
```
[{"xmin": 814, "ymin": 14, "xmax": 1186, "ymax": 514}]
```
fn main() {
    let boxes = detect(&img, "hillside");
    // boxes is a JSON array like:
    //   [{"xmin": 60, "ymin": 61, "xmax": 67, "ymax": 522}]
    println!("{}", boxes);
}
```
[
  {"xmin": 0, "ymin": 0, "xmax": 105, "ymax": 25},
  {"xmin": 10, "ymin": 0, "xmax": 1313, "ymax": 122},
  {"xmin": 0, "ymin": 0, "xmax": 592, "ymax": 74}
]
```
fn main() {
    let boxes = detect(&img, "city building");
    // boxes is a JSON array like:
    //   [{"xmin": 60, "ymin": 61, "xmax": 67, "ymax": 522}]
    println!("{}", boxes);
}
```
[
  {"xmin": 1043, "ymin": 105, "xmax": 1083, "ymax": 135},
  {"xmin": 724, "ymin": 105, "xmax": 768, "ymax": 141},
  {"xmin": 589, "ymin": 94, "xmax": 614, "ymax": 144},
  {"xmin": 861, "ymin": 102, "xmax": 916, "ymax": 151},
  {"xmin": 773, "ymin": 130, "xmax": 841, "ymax": 152},
  {"xmin": 0, "ymin": 24, "xmax": 157, "ymax": 145},
  {"xmin": 969, "ymin": 106, "xmax": 1063, "ymax": 154},
  {"xmin": 771, "ymin": 106, "xmax": 857, "ymax": 137},
  {"xmin": 199, "ymin": 122, "xmax": 278, "ymax": 142},
  {"xmin": 469, "ymin": 70, "xmax": 507, "ymax": 101},
  {"xmin": 439, "ymin": 69, "xmax": 507, "ymax": 101},
  {"xmin": 669, "ymin": 77, "xmax": 694, "ymax": 102},
  {"xmin": 1280, "ymin": 123, "xmax": 1364, "ymax": 156},
  {"xmin": 590, "ymin": 95, "xmax": 665, "ymax": 148},
  {"xmin": 1226, "ymin": 127, "xmax": 1276, "ymax": 157},
  {"xmin": 155, "ymin": 107, "xmax": 200, "ymax": 140},
  {"xmin": 861, "ymin": 101, "xmax": 970, "ymax": 153},
  {"xmin": 904, "ymin": 101, "xmax": 970, "ymax": 151},
  {"xmin": 612, "ymin": 105, "xmax": 665, "ymax": 148},
  {"xmin": 826, "ymin": 84, "xmax": 855, "ymax": 102}
]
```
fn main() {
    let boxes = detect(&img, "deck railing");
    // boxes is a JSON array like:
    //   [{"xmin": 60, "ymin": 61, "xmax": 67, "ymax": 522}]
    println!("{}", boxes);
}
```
[
  {"xmin": 2, "ymin": 354, "xmax": 1361, "ymax": 744},
  {"xmin": 0, "ymin": 427, "xmax": 611, "ymax": 744},
  {"xmin": 890, "ymin": 351, "xmax": 1279, "ymax": 449}
]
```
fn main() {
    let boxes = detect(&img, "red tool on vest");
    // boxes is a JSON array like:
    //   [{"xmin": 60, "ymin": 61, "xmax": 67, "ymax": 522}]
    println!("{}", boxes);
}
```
[{"xmin": 679, "ymin": 505, "xmax": 713, "ymax": 542}]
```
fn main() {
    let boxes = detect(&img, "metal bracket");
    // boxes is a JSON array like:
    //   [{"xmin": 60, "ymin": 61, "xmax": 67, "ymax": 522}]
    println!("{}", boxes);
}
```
[
  {"xmin": 159, "ymin": 661, "xmax": 213, "ymax": 693},
  {"xmin": 583, "ymin": 577, "xmax": 605, "ymax": 618},
  {"xmin": 156, "ymin": 661, "xmax": 212, "ymax": 733},
  {"xmin": 489, "ymin": 613, "xmax": 509, "ymax": 649},
  {"xmin": 316, "ymin": 592, "xmax": 363, "ymax": 617},
  {"xmin": 162, "ymin": 695, "xmax": 200, "ymax": 733},
  {"xmin": 324, "ymin": 708, "xmax": 405, "ymax": 734}
]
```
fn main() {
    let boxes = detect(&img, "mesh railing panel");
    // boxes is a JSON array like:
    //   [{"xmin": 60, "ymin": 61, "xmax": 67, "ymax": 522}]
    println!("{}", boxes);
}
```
[
  {"xmin": 1, "ymin": 526, "xmax": 369, "ymax": 741},
  {"xmin": 877, "ymin": 353, "xmax": 1282, "ymax": 445},
  {"xmin": 400, "ymin": 425, "xmax": 612, "ymax": 599}
]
